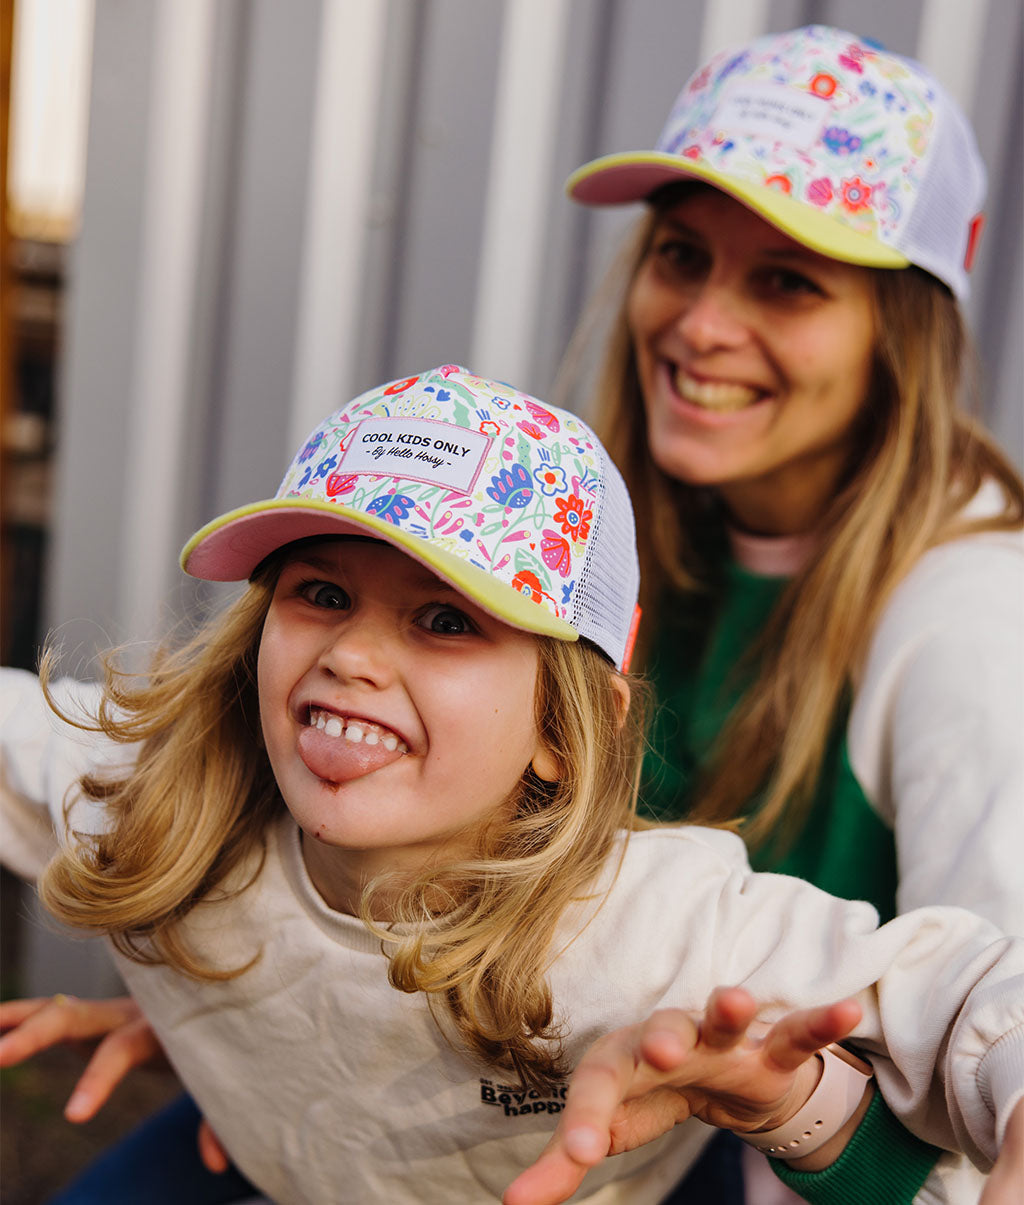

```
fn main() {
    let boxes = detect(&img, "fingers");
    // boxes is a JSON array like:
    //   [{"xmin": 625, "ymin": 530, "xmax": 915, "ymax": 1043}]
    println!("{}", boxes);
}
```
[
  {"xmin": 556, "ymin": 1032, "xmax": 639, "ymax": 1164},
  {"xmin": 0, "ymin": 996, "xmax": 60, "ymax": 1031},
  {"xmin": 761, "ymin": 999, "xmax": 863, "ymax": 1073},
  {"xmin": 697, "ymin": 987, "xmax": 760, "ymax": 1051},
  {"xmin": 503, "ymin": 1142, "xmax": 588, "ymax": 1205},
  {"xmin": 635, "ymin": 1008, "xmax": 702, "ymax": 1072},
  {"xmin": 64, "ymin": 1016, "xmax": 167, "ymax": 1121},
  {"xmin": 198, "ymin": 1120, "xmax": 231, "ymax": 1175},
  {"xmin": 0, "ymin": 994, "xmax": 136, "ymax": 1066}
]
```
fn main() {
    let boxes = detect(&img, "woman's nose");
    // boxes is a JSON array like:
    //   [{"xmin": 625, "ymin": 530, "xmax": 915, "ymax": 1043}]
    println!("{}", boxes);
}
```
[{"xmin": 675, "ymin": 279, "xmax": 748, "ymax": 353}]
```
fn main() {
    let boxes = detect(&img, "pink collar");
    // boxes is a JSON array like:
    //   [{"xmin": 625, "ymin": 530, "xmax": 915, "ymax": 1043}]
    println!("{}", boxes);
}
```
[{"xmin": 727, "ymin": 526, "xmax": 819, "ymax": 577}]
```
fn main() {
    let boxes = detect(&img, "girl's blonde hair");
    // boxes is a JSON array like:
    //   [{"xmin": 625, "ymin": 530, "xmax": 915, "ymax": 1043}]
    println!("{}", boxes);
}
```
[
  {"xmin": 39, "ymin": 553, "xmax": 646, "ymax": 1087},
  {"xmin": 590, "ymin": 197, "xmax": 1024, "ymax": 855}
]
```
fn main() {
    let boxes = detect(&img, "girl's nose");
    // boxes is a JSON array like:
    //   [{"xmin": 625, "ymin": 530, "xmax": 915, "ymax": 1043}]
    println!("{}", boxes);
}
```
[
  {"xmin": 317, "ymin": 614, "xmax": 395, "ymax": 687},
  {"xmin": 675, "ymin": 279, "xmax": 748, "ymax": 354}
]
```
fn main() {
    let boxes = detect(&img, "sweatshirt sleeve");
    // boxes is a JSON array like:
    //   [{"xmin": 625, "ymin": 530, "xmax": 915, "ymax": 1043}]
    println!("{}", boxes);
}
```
[
  {"xmin": 0, "ymin": 667, "xmax": 119, "ymax": 881},
  {"xmin": 564, "ymin": 828, "xmax": 1024, "ymax": 1173},
  {"xmin": 847, "ymin": 525, "xmax": 1024, "ymax": 933},
  {"xmin": 715, "ymin": 860, "xmax": 1024, "ymax": 1170}
]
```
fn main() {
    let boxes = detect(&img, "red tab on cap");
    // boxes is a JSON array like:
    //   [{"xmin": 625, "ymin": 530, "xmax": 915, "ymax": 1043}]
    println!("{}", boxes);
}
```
[
  {"xmin": 964, "ymin": 213, "xmax": 985, "ymax": 273},
  {"xmin": 621, "ymin": 604, "xmax": 642, "ymax": 673}
]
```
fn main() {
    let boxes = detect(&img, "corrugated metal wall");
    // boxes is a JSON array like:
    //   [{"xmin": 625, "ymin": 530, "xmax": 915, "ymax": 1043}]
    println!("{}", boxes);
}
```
[
  {"xmin": 23, "ymin": 0, "xmax": 1024, "ymax": 995},
  {"xmin": 47, "ymin": 0, "xmax": 1023, "ymax": 656}
]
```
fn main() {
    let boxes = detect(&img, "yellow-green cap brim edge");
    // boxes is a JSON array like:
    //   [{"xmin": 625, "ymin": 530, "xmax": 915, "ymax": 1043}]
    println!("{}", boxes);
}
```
[
  {"xmin": 567, "ymin": 152, "xmax": 910, "ymax": 270},
  {"xmin": 181, "ymin": 498, "xmax": 580, "ymax": 644}
]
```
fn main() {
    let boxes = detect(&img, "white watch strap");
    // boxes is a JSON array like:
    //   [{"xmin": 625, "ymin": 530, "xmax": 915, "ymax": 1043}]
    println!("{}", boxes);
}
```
[{"xmin": 739, "ymin": 1043, "xmax": 873, "ymax": 1159}]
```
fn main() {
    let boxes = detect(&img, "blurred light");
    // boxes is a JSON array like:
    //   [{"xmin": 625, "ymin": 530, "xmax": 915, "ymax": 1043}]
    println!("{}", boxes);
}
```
[{"xmin": 7, "ymin": 0, "xmax": 95, "ymax": 242}]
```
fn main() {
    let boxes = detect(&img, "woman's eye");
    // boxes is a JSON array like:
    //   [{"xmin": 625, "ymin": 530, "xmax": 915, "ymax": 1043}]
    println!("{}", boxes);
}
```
[
  {"xmin": 651, "ymin": 237, "xmax": 706, "ymax": 276},
  {"xmin": 301, "ymin": 581, "xmax": 350, "ymax": 610},
  {"xmin": 761, "ymin": 268, "xmax": 821, "ymax": 298},
  {"xmin": 418, "ymin": 605, "xmax": 474, "ymax": 636}
]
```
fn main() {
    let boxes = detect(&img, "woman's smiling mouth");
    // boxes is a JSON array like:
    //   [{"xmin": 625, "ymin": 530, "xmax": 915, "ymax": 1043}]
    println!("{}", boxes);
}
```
[{"xmin": 673, "ymin": 365, "xmax": 762, "ymax": 413}]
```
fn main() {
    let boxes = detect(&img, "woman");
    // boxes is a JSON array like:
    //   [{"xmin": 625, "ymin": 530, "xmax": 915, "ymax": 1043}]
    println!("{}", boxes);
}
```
[{"xmin": 544, "ymin": 21, "xmax": 1023, "ymax": 1205}]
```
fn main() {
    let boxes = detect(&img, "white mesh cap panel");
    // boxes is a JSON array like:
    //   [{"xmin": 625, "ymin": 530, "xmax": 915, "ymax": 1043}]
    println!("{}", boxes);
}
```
[
  {"xmin": 570, "ymin": 441, "xmax": 640, "ymax": 669},
  {"xmin": 891, "ymin": 81, "xmax": 986, "ymax": 299}
]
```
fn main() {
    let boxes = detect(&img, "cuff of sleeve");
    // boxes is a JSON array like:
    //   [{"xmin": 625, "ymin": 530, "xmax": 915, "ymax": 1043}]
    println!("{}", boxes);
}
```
[
  {"xmin": 978, "ymin": 1025, "xmax": 1024, "ymax": 1155},
  {"xmin": 772, "ymin": 1092, "xmax": 938, "ymax": 1204}
]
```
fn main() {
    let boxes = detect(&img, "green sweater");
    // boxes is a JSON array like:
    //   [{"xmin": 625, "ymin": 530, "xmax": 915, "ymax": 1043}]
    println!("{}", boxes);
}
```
[{"xmin": 643, "ymin": 562, "xmax": 937, "ymax": 1203}]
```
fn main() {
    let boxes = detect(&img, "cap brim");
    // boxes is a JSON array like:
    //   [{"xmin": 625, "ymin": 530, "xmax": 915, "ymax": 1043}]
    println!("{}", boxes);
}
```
[
  {"xmin": 181, "ymin": 498, "xmax": 579, "ymax": 644},
  {"xmin": 567, "ymin": 152, "xmax": 909, "ymax": 270}
]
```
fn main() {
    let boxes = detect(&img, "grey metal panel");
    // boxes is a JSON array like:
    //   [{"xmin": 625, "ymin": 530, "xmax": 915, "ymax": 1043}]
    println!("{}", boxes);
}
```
[
  {"xmin": 973, "ymin": 6, "xmax": 1024, "ymax": 466},
  {"xmin": 532, "ymin": 0, "xmax": 618, "ymax": 399},
  {"xmin": 384, "ymin": 0, "xmax": 505, "ymax": 376},
  {"xmin": 352, "ymin": 0, "xmax": 429, "ymax": 395},
  {"xmin": 46, "ymin": 0, "xmax": 158, "ymax": 656},
  {"xmin": 204, "ymin": 0, "xmax": 324, "ymax": 518},
  {"xmin": 182, "ymin": 0, "xmax": 254, "ymax": 537},
  {"xmin": 812, "ymin": 0, "xmax": 922, "ymax": 51},
  {"xmin": 567, "ymin": 0, "xmax": 711, "ymax": 387}
]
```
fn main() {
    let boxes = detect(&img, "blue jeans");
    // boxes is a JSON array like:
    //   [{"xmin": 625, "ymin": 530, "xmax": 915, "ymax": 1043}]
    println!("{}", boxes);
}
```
[
  {"xmin": 47, "ymin": 1094, "xmax": 257, "ymax": 1205},
  {"xmin": 659, "ymin": 1130, "xmax": 746, "ymax": 1205}
]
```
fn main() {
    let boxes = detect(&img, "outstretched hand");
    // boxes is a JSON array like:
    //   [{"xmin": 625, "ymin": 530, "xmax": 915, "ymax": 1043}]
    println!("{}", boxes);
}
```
[
  {"xmin": 0, "ymin": 992, "xmax": 232, "ymax": 1173},
  {"xmin": 0, "ymin": 993, "xmax": 169, "ymax": 1122},
  {"xmin": 503, "ymin": 987, "xmax": 864, "ymax": 1205}
]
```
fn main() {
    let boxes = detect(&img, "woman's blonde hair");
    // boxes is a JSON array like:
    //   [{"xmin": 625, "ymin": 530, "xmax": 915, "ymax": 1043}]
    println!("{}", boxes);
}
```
[
  {"xmin": 589, "ymin": 196, "xmax": 1024, "ymax": 855},
  {"xmin": 39, "ymin": 553, "xmax": 646, "ymax": 1087}
]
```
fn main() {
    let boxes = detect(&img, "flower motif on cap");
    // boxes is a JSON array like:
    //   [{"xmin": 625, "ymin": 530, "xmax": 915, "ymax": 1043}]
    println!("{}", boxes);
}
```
[
  {"xmin": 838, "ymin": 44, "xmax": 870, "ymax": 74},
  {"xmin": 764, "ymin": 174, "xmax": 792, "ymax": 194},
  {"xmin": 840, "ymin": 176, "xmax": 873, "ymax": 212},
  {"xmin": 534, "ymin": 462, "xmax": 568, "ymax": 497},
  {"xmin": 554, "ymin": 494, "xmax": 592, "ymax": 543},
  {"xmin": 517, "ymin": 421, "xmax": 547, "ymax": 441},
  {"xmin": 297, "ymin": 431, "xmax": 325, "ymax": 463},
  {"xmin": 367, "ymin": 493, "xmax": 415, "ymax": 524},
  {"xmin": 384, "ymin": 376, "xmax": 419, "ymax": 395},
  {"xmin": 325, "ymin": 472, "xmax": 357, "ymax": 498},
  {"xmin": 478, "ymin": 419, "xmax": 503, "ymax": 438},
  {"xmin": 809, "ymin": 72, "xmax": 838, "ymax": 98},
  {"xmin": 806, "ymin": 177, "xmax": 834, "ymax": 207},
  {"xmin": 512, "ymin": 569, "xmax": 544, "ymax": 604},
  {"xmin": 905, "ymin": 113, "xmax": 930, "ymax": 156},
  {"xmin": 525, "ymin": 400, "xmax": 560, "ymax": 432},
  {"xmin": 541, "ymin": 531, "xmax": 573, "ymax": 578},
  {"xmin": 823, "ymin": 126, "xmax": 862, "ymax": 156},
  {"xmin": 486, "ymin": 463, "xmax": 533, "ymax": 509}
]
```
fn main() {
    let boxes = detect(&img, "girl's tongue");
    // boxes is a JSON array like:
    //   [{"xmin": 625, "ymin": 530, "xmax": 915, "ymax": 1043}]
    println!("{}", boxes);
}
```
[{"xmin": 297, "ymin": 711, "xmax": 408, "ymax": 784}]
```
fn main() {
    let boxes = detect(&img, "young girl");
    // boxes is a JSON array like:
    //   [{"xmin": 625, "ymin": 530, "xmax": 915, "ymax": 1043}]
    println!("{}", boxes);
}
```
[
  {"xmin": 1, "ymin": 366, "xmax": 1021, "ymax": 1205},
  {"xmin": 546, "ymin": 22, "xmax": 1024, "ymax": 1204}
]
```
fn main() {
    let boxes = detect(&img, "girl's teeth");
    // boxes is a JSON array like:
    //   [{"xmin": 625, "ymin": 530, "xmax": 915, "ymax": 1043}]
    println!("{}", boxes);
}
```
[
  {"xmin": 309, "ymin": 710, "xmax": 407, "ymax": 754},
  {"xmin": 675, "ymin": 368, "xmax": 759, "ymax": 412}
]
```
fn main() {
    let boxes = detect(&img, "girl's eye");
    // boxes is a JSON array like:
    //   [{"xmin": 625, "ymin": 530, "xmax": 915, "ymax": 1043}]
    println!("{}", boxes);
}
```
[
  {"xmin": 417, "ymin": 605, "xmax": 475, "ymax": 636},
  {"xmin": 301, "ymin": 581, "xmax": 350, "ymax": 610}
]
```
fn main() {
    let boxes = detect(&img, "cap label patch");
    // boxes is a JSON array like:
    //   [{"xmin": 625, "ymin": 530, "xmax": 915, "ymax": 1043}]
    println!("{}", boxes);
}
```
[
  {"xmin": 714, "ymin": 81, "xmax": 827, "ymax": 150},
  {"xmin": 339, "ymin": 416, "xmax": 491, "ymax": 494}
]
